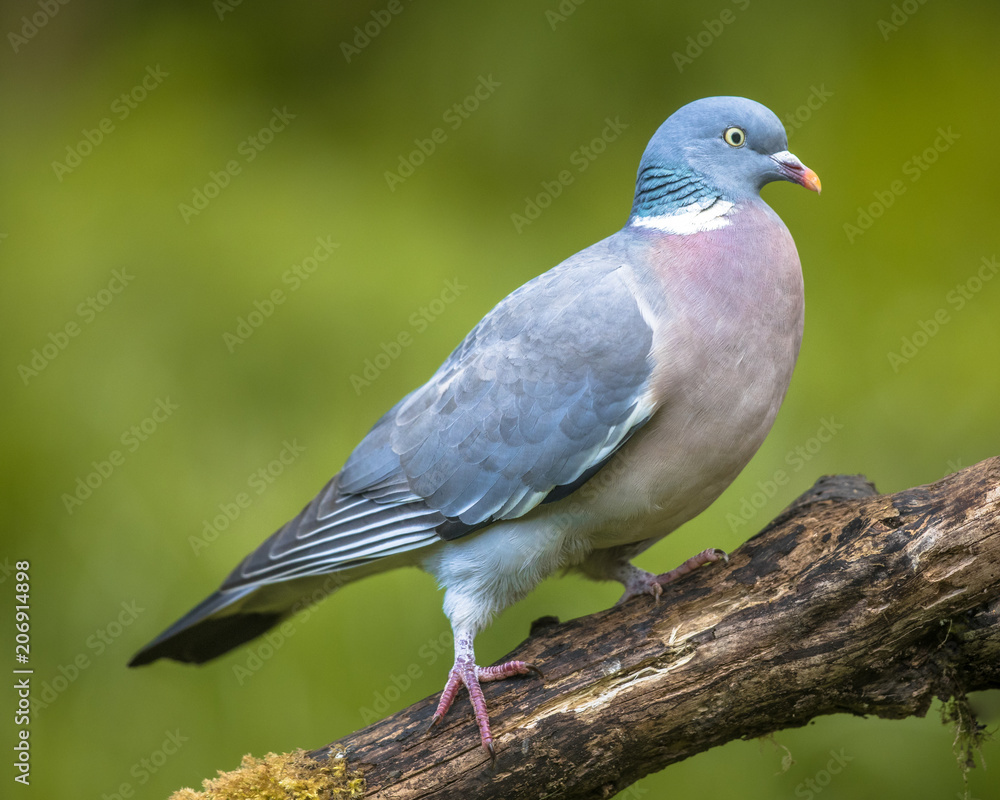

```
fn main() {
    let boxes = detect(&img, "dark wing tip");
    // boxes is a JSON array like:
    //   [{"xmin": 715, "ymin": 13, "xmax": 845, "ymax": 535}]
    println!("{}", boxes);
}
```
[{"xmin": 128, "ymin": 611, "xmax": 285, "ymax": 667}]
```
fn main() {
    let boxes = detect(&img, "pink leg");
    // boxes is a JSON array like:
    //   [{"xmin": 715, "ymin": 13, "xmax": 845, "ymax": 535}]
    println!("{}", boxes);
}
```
[
  {"xmin": 430, "ymin": 634, "xmax": 540, "ymax": 758},
  {"xmin": 615, "ymin": 547, "xmax": 728, "ymax": 605}
]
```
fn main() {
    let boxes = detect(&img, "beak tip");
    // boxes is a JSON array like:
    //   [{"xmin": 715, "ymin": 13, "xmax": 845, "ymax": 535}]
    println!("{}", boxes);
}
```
[
  {"xmin": 771, "ymin": 151, "xmax": 821, "ymax": 195},
  {"xmin": 803, "ymin": 169, "xmax": 822, "ymax": 194}
]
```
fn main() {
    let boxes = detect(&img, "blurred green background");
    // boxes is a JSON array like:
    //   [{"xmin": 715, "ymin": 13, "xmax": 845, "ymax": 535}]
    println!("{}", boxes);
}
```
[{"xmin": 2, "ymin": 1, "xmax": 999, "ymax": 797}]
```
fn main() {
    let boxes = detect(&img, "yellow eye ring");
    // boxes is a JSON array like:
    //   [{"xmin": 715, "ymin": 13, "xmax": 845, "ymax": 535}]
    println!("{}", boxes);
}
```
[{"xmin": 723, "ymin": 127, "xmax": 746, "ymax": 147}]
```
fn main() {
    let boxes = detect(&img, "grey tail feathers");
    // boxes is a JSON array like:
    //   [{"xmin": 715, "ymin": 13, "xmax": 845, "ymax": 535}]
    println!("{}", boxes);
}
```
[{"xmin": 128, "ymin": 587, "xmax": 283, "ymax": 667}]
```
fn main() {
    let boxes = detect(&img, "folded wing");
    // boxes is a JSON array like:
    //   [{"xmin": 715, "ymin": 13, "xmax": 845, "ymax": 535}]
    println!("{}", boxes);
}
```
[{"xmin": 224, "ymin": 258, "xmax": 659, "ymax": 590}]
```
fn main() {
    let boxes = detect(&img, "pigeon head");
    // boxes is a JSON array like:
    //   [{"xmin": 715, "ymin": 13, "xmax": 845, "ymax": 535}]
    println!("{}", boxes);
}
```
[{"xmin": 630, "ymin": 96, "xmax": 820, "ymax": 222}]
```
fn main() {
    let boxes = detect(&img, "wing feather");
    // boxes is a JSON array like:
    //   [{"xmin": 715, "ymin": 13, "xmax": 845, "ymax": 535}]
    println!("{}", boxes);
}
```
[{"xmin": 225, "ymin": 247, "xmax": 663, "ymax": 590}]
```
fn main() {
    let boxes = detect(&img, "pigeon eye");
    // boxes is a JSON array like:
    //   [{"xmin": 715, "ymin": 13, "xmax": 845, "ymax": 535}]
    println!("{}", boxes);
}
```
[{"xmin": 723, "ymin": 127, "xmax": 746, "ymax": 147}]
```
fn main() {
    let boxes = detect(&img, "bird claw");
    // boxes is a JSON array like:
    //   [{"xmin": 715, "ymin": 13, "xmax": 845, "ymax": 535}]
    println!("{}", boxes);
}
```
[
  {"xmin": 615, "ymin": 577, "xmax": 661, "ymax": 606},
  {"xmin": 616, "ymin": 547, "xmax": 729, "ymax": 605},
  {"xmin": 428, "ymin": 655, "xmax": 541, "ymax": 759}
]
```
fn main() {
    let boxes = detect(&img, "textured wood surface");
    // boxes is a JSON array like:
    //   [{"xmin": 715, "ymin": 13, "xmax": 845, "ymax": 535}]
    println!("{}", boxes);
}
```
[
  {"xmin": 181, "ymin": 459, "xmax": 1000, "ymax": 799},
  {"xmin": 303, "ymin": 458, "xmax": 1000, "ymax": 799}
]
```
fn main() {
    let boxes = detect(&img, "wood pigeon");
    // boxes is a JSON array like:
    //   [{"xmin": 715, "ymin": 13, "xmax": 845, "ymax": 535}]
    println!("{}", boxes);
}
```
[{"xmin": 130, "ymin": 95, "xmax": 821, "ymax": 757}]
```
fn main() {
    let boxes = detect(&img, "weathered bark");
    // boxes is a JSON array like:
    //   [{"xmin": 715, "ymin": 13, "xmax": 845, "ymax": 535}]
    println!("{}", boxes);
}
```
[{"xmin": 177, "ymin": 458, "xmax": 1000, "ymax": 799}]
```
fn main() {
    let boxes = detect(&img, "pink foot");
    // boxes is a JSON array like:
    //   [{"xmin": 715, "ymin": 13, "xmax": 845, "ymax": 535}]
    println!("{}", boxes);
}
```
[
  {"xmin": 430, "ymin": 652, "xmax": 541, "ymax": 758},
  {"xmin": 616, "ymin": 547, "xmax": 728, "ymax": 605}
]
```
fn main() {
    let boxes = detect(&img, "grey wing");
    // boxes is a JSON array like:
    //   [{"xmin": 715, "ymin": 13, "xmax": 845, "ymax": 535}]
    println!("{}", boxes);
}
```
[
  {"xmin": 343, "ymin": 261, "xmax": 658, "ymax": 527},
  {"xmin": 224, "ymin": 258, "xmax": 658, "ymax": 589},
  {"xmin": 218, "ymin": 473, "xmax": 448, "ymax": 588}
]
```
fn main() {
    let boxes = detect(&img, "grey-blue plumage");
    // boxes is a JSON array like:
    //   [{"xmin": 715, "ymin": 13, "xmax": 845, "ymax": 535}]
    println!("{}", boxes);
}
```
[
  {"xmin": 130, "ymin": 96, "xmax": 820, "ymax": 756},
  {"xmin": 345, "ymin": 260, "xmax": 656, "ymax": 523}
]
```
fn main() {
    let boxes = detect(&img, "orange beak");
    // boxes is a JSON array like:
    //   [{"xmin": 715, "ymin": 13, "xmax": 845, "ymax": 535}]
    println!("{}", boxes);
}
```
[{"xmin": 771, "ymin": 150, "xmax": 822, "ymax": 194}]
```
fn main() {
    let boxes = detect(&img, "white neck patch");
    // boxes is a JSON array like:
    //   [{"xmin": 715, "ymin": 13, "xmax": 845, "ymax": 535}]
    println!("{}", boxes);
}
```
[{"xmin": 629, "ymin": 198, "xmax": 735, "ymax": 235}]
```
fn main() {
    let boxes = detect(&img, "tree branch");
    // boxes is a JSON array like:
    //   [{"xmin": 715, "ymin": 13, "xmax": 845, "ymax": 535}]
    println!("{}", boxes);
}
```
[{"xmin": 175, "ymin": 458, "xmax": 1000, "ymax": 799}]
